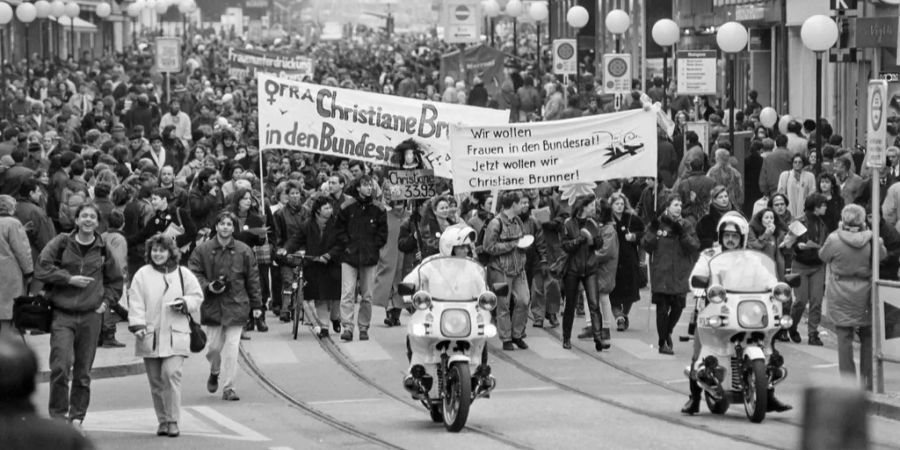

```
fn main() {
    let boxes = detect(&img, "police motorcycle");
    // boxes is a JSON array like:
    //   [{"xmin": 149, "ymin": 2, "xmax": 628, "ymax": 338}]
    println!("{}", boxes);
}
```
[
  {"xmin": 399, "ymin": 226, "xmax": 506, "ymax": 432},
  {"xmin": 684, "ymin": 213, "xmax": 799, "ymax": 423}
]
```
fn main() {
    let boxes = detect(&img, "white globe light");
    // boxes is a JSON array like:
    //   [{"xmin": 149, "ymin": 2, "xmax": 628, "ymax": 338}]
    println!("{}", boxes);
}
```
[
  {"xmin": 651, "ymin": 18, "xmax": 679, "ymax": 47},
  {"xmin": 96, "ymin": 3, "xmax": 112, "ymax": 18},
  {"xmin": 605, "ymin": 9, "xmax": 631, "ymax": 35},
  {"xmin": 505, "ymin": 0, "xmax": 522, "ymax": 17},
  {"xmin": 34, "ymin": 1, "xmax": 51, "ymax": 19},
  {"xmin": 50, "ymin": 0, "xmax": 65, "ymax": 17},
  {"xmin": 759, "ymin": 107, "xmax": 778, "ymax": 129},
  {"xmin": 127, "ymin": 2, "xmax": 141, "ymax": 17},
  {"xmin": 528, "ymin": 1, "xmax": 548, "ymax": 22},
  {"xmin": 566, "ymin": 5, "xmax": 588, "ymax": 29},
  {"xmin": 778, "ymin": 115, "xmax": 793, "ymax": 134},
  {"xmin": 482, "ymin": 0, "xmax": 500, "ymax": 18},
  {"xmin": 716, "ymin": 21, "xmax": 748, "ymax": 53},
  {"xmin": 15, "ymin": 3, "xmax": 37, "ymax": 22},
  {"xmin": 64, "ymin": 2, "xmax": 80, "ymax": 18},
  {"xmin": 145, "ymin": 0, "xmax": 157, "ymax": 11},
  {"xmin": 0, "ymin": 3, "xmax": 12, "ymax": 25},
  {"xmin": 155, "ymin": 1, "xmax": 169, "ymax": 14},
  {"xmin": 801, "ymin": 14, "xmax": 839, "ymax": 52}
]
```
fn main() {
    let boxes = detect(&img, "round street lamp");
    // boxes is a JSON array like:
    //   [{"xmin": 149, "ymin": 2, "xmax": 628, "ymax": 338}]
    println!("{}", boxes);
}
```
[
  {"xmin": 64, "ymin": 2, "xmax": 79, "ymax": 60},
  {"xmin": 50, "ymin": 1, "xmax": 65, "ymax": 18},
  {"xmin": 505, "ymin": 0, "xmax": 522, "ymax": 57},
  {"xmin": 34, "ymin": 0, "xmax": 50, "ymax": 60},
  {"xmin": 801, "ymin": 14, "xmax": 838, "ymax": 156},
  {"xmin": 566, "ymin": 5, "xmax": 588, "ymax": 29},
  {"xmin": 529, "ymin": 1, "xmax": 547, "ymax": 74},
  {"xmin": 652, "ymin": 18, "xmax": 679, "ymax": 112},
  {"xmin": 0, "ymin": 2, "xmax": 10, "ymax": 119},
  {"xmin": 716, "ymin": 21, "xmax": 748, "ymax": 153},
  {"xmin": 96, "ymin": 3, "xmax": 112, "ymax": 18},
  {"xmin": 482, "ymin": 0, "xmax": 500, "ymax": 47},
  {"xmin": 16, "ymin": 2, "xmax": 37, "ymax": 84},
  {"xmin": 605, "ymin": 9, "xmax": 630, "ymax": 53}
]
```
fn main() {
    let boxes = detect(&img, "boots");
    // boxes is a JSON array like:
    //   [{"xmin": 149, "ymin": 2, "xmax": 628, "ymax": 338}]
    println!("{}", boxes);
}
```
[
  {"xmin": 599, "ymin": 328, "xmax": 611, "ymax": 350},
  {"xmin": 681, "ymin": 379, "xmax": 702, "ymax": 415},
  {"xmin": 766, "ymin": 389, "xmax": 793, "ymax": 412},
  {"xmin": 807, "ymin": 331, "xmax": 823, "ymax": 346},
  {"xmin": 255, "ymin": 316, "xmax": 269, "ymax": 332}
]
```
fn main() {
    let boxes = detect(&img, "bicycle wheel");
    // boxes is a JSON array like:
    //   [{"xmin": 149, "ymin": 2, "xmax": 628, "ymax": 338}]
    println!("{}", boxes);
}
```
[{"xmin": 292, "ymin": 290, "xmax": 300, "ymax": 340}]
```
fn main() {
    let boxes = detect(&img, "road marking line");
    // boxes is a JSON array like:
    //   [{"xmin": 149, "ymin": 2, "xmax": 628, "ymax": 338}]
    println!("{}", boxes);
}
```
[
  {"xmin": 812, "ymin": 363, "xmax": 839, "ymax": 368},
  {"xmin": 269, "ymin": 447, "xmax": 294, "ymax": 450},
  {"xmin": 663, "ymin": 378, "xmax": 689, "ymax": 384},
  {"xmin": 493, "ymin": 386, "xmax": 558, "ymax": 393},
  {"xmin": 613, "ymin": 338, "xmax": 674, "ymax": 360},
  {"xmin": 189, "ymin": 406, "xmax": 270, "ymax": 441},
  {"xmin": 340, "ymin": 340, "xmax": 393, "ymax": 361},
  {"xmin": 525, "ymin": 336, "xmax": 581, "ymax": 360},
  {"xmin": 307, "ymin": 398, "xmax": 384, "ymax": 405},
  {"xmin": 244, "ymin": 341, "xmax": 299, "ymax": 365}
]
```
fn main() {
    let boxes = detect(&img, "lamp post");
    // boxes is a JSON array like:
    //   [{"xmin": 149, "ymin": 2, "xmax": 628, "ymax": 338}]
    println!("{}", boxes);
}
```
[
  {"xmin": 16, "ymin": 2, "xmax": 37, "ymax": 84},
  {"xmin": 50, "ymin": 0, "xmax": 64, "ymax": 59},
  {"xmin": 155, "ymin": 0, "xmax": 169, "ymax": 36},
  {"xmin": 0, "ymin": 2, "xmax": 11, "ymax": 119},
  {"xmin": 605, "ymin": 9, "xmax": 630, "ymax": 54},
  {"xmin": 34, "ymin": 1, "xmax": 50, "ymax": 59},
  {"xmin": 566, "ymin": 5, "xmax": 588, "ymax": 91},
  {"xmin": 127, "ymin": 2, "xmax": 141, "ymax": 48},
  {"xmin": 716, "ymin": 21, "xmax": 748, "ymax": 153},
  {"xmin": 505, "ymin": 0, "xmax": 522, "ymax": 57},
  {"xmin": 96, "ymin": 2, "xmax": 111, "ymax": 54},
  {"xmin": 651, "ymin": 18, "xmax": 679, "ymax": 113},
  {"xmin": 801, "ymin": 15, "xmax": 839, "ymax": 157},
  {"xmin": 64, "ymin": 2, "xmax": 79, "ymax": 62},
  {"xmin": 528, "ymin": 1, "xmax": 547, "ymax": 75},
  {"xmin": 483, "ymin": 0, "xmax": 500, "ymax": 48},
  {"xmin": 178, "ymin": 0, "xmax": 197, "ymax": 41}
]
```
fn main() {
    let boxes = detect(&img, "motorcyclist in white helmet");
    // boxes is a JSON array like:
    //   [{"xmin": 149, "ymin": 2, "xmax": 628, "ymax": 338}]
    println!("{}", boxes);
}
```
[
  {"xmin": 401, "ymin": 225, "xmax": 492, "ymax": 397},
  {"xmin": 681, "ymin": 212, "xmax": 792, "ymax": 414}
]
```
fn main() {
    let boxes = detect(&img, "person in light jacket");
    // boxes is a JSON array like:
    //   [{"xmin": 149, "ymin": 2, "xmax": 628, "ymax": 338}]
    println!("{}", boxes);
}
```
[
  {"xmin": 0, "ymin": 195, "xmax": 33, "ymax": 333},
  {"xmin": 128, "ymin": 234, "xmax": 203, "ymax": 438},
  {"xmin": 818, "ymin": 204, "xmax": 886, "ymax": 390}
]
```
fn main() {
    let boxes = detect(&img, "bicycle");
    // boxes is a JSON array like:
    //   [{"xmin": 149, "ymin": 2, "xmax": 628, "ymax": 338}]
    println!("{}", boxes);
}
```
[{"xmin": 280, "ymin": 251, "xmax": 311, "ymax": 340}]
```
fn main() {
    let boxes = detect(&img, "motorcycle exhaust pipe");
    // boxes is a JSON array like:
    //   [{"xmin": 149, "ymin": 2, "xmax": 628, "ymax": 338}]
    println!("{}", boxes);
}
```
[{"xmin": 769, "ymin": 367, "xmax": 788, "ymax": 386}]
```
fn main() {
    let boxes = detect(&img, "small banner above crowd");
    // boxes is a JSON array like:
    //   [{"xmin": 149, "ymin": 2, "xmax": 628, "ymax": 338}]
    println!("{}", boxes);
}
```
[
  {"xmin": 257, "ymin": 74, "xmax": 509, "ymax": 178},
  {"xmin": 229, "ymin": 48, "xmax": 315, "ymax": 81},
  {"xmin": 449, "ymin": 109, "xmax": 658, "ymax": 193}
]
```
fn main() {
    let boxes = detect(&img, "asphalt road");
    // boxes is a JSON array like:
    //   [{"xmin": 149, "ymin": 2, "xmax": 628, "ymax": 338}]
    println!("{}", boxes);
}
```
[{"xmin": 31, "ymin": 291, "xmax": 900, "ymax": 450}]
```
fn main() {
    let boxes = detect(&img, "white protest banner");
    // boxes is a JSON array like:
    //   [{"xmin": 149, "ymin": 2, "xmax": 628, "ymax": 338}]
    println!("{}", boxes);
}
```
[
  {"xmin": 258, "ymin": 74, "xmax": 508, "ymax": 178},
  {"xmin": 450, "ymin": 109, "xmax": 658, "ymax": 193},
  {"xmin": 230, "ymin": 48, "xmax": 315, "ymax": 81}
]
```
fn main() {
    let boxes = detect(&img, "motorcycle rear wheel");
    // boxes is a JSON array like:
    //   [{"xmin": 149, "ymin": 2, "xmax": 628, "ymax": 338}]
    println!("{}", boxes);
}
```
[
  {"xmin": 743, "ymin": 359, "xmax": 768, "ymax": 423},
  {"xmin": 442, "ymin": 362, "xmax": 472, "ymax": 432}
]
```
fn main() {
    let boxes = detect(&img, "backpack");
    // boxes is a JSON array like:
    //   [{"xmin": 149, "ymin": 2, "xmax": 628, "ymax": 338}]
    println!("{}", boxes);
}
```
[
  {"xmin": 475, "ymin": 216, "xmax": 503, "ymax": 266},
  {"xmin": 58, "ymin": 185, "xmax": 86, "ymax": 231}
]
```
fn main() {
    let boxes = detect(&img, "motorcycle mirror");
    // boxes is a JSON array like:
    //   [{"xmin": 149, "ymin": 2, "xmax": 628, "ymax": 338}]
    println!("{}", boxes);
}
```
[
  {"xmin": 784, "ymin": 274, "xmax": 802, "ymax": 289},
  {"xmin": 398, "ymin": 282, "xmax": 416, "ymax": 296},
  {"xmin": 690, "ymin": 275, "xmax": 709, "ymax": 289},
  {"xmin": 492, "ymin": 283, "xmax": 509, "ymax": 297}
]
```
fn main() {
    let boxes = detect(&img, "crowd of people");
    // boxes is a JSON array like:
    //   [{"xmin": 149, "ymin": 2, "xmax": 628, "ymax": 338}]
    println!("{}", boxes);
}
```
[{"xmin": 0, "ymin": 26, "xmax": 894, "ymax": 443}]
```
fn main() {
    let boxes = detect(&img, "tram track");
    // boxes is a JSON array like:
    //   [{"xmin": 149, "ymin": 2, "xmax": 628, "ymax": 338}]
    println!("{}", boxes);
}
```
[{"xmin": 239, "ymin": 345, "xmax": 405, "ymax": 449}]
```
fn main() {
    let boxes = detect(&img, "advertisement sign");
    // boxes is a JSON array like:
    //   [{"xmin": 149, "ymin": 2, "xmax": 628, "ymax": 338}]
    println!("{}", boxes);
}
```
[
  {"xmin": 229, "ymin": 48, "xmax": 315, "ymax": 81},
  {"xmin": 552, "ymin": 39, "xmax": 577, "ymax": 76},
  {"xmin": 602, "ymin": 53, "xmax": 632, "ymax": 94},
  {"xmin": 386, "ymin": 170, "xmax": 438, "ymax": 199},
  {"xmin": 155, "ymin": 37, "xmax": 182, "ymax": 73},
  {"xmin": 443, "ymin": 0, "xmax": 481, "ymax": 44},
  {"xmin": 449, "ymin": 109, "xmax": 658, "ymax": 193},
  {"xmin": 676, "ymin": 50, "xmax": 717, "ymax": 95},
  {"xmin": 258, "ymin": 74, "xmax": 508, "ymax": 178},
  {"xmin": 868, "ymin": 79, "xmax": 889, "ymax": 169}
]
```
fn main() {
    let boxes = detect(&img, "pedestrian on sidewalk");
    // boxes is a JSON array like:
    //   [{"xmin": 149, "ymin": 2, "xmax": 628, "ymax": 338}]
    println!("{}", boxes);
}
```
[
  {"xmin": 0, "ymin": 195, "xmax": 33, "ymax": 333},
  {"xmin": 35, "ymin": 203, "xmax": 125, "ymax": 432},
  {"xmin": 188, "ymin": 211, "xmax": 262, "ymax": 402},
  {"xmin": 128, "ymin": 234, "xmax": 203, "ymax": 437}
]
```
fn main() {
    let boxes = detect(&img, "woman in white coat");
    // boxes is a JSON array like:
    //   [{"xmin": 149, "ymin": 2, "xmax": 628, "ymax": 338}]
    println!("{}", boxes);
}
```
[{"xmin": 127, "ymin": 234, "xmax": 203, "ymax": 438}]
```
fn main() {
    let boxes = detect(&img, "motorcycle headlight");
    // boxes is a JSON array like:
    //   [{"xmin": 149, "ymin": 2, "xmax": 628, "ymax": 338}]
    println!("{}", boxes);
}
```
[
  {"xmin": 779, "ymin": 316, "xmax": 793, "ymax": 329},
  {"xmin": 412, "ymin": 291, "xmax": 432, "ymax": 310},
  {"xmin": 477, "ymin": 291, "xmax": 497, "ymax": 311},
  {"xmin": 440, "ymin": 309, "xmax": 471, "ymax": 338},
  {"xmin": 707, "ymin": 285, "xmax": 727, "ymax": 304},
  {"xmin": 738, "ymin": 301, "xmax": 768, "ymax": 329},
  {"xmin": 708, "ymin": 316, "xmax": 722, "ymax": 327},
  {"xmin": 772, "ymin": 282, "xmax": 792, "ymax": 302}
]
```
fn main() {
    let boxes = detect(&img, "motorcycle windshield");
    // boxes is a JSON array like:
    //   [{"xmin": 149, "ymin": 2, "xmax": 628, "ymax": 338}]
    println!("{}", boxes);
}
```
[
  {"xmin": 416, "ymin": 256, "xmax": 486, "ymax": 301},
  {"xmin": 707, "ymin": 250, "xmax": 778, "ymax": 293}
]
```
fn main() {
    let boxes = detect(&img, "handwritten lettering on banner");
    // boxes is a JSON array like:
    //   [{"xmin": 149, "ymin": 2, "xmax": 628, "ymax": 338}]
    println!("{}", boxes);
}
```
[
  {"xmin": 230, "ymin": 48, "xmax": 315, "ymax": 81},
  {"xmin": 449, "ymin": 109, "xmax": 658, "ymax": 193},
  {"xmin": 258, "ymin": 74, "xmax": 508, "ymax": 178},
  {"xmin": 387, "ymin": 170, "xmax": 438, "ymax": 199}
]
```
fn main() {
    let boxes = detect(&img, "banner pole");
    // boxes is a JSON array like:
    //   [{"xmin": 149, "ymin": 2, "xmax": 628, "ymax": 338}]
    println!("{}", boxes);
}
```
[{"xmin": 873, "ymin": 166, "xmax": 884, "ymax": 393}]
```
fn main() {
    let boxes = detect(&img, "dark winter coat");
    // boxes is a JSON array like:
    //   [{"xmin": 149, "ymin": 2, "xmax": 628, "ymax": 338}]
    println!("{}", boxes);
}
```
[
  {"xmin": 35, "ymin": 231, "xmax": 124, "ymax": 313},
  {"xmin": 335, "ymin": 197, "xmax": 388, "ymax": 268},
  {"xmin": 696, "ymin": 203, "xmax": 735, "ymax": 251},
  {"xmin": 285, "ymin": 217, "xmax": 342, "ymax": 300},
  {"xmin": 561, "ymin": 217, "xmax": 603, "ymax": 276},
  {"xmin": 188, "ymin": 237, "xmax": 262, "ymax": 327},
  {"xmin": 642, "ymin": 213, "xmax": 700, "ymax": 296},
  {"xmin": 609, "ymin": 212, "xmax": 645, "ymax": 302},
  {"xmin": 791, "ymin": 212, "xmax": 828, "ymax": 266},
  {"xmin": 188, "ymin": 187, "xmax": 224, "ymax": 230}
]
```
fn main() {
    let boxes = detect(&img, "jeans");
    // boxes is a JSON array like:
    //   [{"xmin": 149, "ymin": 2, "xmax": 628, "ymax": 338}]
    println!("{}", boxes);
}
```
[
  {"xmin": 144, "ymin": 356, "xmax": 185, "ymax": 423},
  {"xmin": 530, "ymin": 271, "xmax": 561, "ymax": 321},
  {"xmin": 835, "ymin": 326, "xmax": 873, "ymax": 390},
  {"xmin": 652, "ymin": 293, "xmax": 686, "ymax": 346},
  {"xmin": 340, "ymin": 264, "xmax": 375, "ymax": 332},
  {"xmin": 205, "ymin": 325, "xmax": 242, "ymax": 391},
  {"xmin": 488, "ymin": 269, "xmax": 530, "ymax": 341},
  {"xmin": 790, "ymin": 264, "xmax": 825, "ymax": 334},
  {"xmin": 48, "ymin": 310, "xmax": 102, "ymax": 421},
  {"xmin": 563, "ymin": 273, "xmax": 601, "ymax": 341}
]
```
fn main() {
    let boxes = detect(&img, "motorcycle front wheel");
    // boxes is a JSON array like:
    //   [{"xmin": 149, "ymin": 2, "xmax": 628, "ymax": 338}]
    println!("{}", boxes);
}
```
[
  {"xmin": 442, "ymin": 362, "xmax": 472, "ymax": 432},
  {"xmin": 743, "ymin": 359, "xmax": 768, "ymax": 423}
]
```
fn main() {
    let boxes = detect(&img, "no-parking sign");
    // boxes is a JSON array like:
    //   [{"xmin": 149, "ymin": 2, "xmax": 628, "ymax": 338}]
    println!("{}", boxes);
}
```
[
  {"xmin": 444, "ymin": 0, "xmax": 481, "ymax": 44},
  {"xmin": 552, "ymin": 39, "xmax": 577, "ymax": 76},
  {"xmin": 868, "ymin": 79, "xmax": 888, "ymax": 169},
  {"xmin": 602, "ymin": 53, "xmax": 632, "ymax": 94}
]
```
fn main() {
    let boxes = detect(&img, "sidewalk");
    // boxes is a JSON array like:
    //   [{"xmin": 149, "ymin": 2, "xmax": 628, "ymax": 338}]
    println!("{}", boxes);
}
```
[{"xmin": 23, "ymin": 325, "xmax": 145, "ymax": 383}]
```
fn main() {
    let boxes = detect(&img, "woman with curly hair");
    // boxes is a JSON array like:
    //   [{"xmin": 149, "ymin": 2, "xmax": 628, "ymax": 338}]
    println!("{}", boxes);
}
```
[
  {"xmin": 127, "ymin": 234, "xmax": 203, "ymax": 437},
  {"xmin": 816, "ymin": 172, "xmax": 843, "ymax": 233},
  {"xmin": 418, "ymin": 194, "xmax": 458, "ymax": 258},
  {"xmin": 607, "ymin": 192, "xmax": 645, "ymax": 331}
]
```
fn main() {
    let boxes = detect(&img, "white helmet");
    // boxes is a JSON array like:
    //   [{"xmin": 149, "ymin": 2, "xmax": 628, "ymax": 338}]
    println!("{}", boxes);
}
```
[
  {"xmin": 439, "ymin": 225, "xmax": 476, "ymax": 257},
  {"xmin": 717, "ymin": 211, "xmax": 749, "ymax": 249}
]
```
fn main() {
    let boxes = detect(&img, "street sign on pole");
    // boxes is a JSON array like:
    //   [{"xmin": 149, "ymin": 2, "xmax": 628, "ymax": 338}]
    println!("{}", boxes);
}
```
[
  {"xmin": 443, "ymin": 0, "xmax": 481, "ymax": 44},
  {"xmin": 552, "ymin": 39, "xmax": 577, "ymax": 76},
  {"xmin": 676, "ymin": 50, "xmax": 718, "ymax": 95},
  {"xmin": 602, "ymin": 53, "xmax": 632, "ymax": 95},
  {"xmin": 868, "ymin": 79, "xmax": 888, "ymax": 169},
  {"xmin": 155, "ymin": 37, "xmax": 182, "ymax": 73}
]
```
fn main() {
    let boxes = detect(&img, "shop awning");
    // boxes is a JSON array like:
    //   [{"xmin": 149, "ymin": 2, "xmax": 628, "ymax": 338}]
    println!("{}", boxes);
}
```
[{"xmin": 55, "ymin": 16, "xmax": 98, "ymax": 33}]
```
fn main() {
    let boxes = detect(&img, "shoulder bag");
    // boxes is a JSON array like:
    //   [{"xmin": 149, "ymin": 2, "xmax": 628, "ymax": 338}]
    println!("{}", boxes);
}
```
[{"xmin": 178, "ymin": 267, "xmax": 206, "ymax": 353}]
